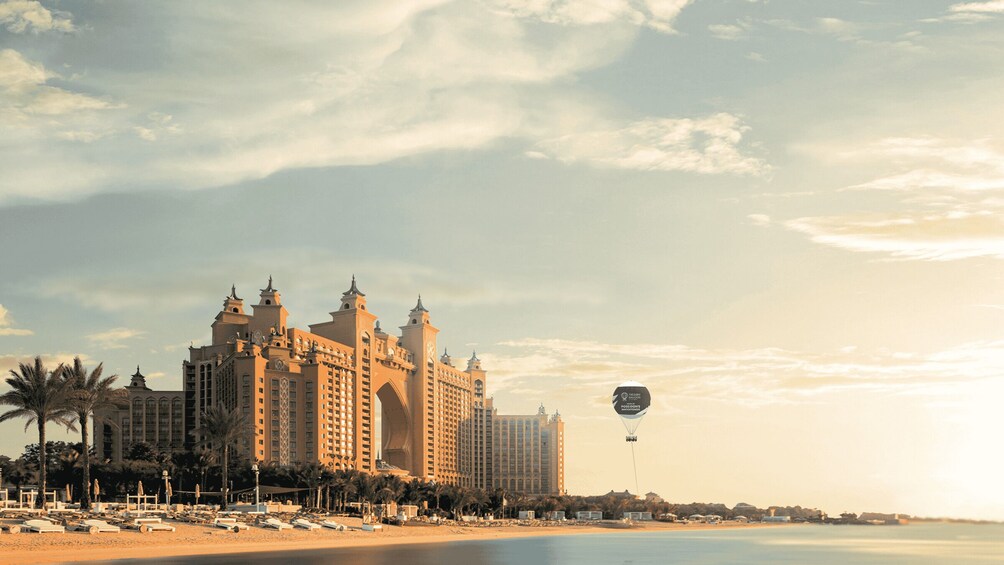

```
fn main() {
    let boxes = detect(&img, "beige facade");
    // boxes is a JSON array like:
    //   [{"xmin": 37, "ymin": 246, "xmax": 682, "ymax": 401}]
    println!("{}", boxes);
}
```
[
  {"xmin": 95, "ymin": 368, "xmax": 186, "ymax": 461},
  {"xmin": 488, "ymin": 405, "xmax": 565, "ymax": 495},
  {"xmin": 95, "ymin": 277, "xmax": 564, "ymax": 493}
]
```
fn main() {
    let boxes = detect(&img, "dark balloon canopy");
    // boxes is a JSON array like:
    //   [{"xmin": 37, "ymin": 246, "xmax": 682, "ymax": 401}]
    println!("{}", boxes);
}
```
[{"xmin": 612, "ymin": 381, "xmax": 651, "ymax": 419}]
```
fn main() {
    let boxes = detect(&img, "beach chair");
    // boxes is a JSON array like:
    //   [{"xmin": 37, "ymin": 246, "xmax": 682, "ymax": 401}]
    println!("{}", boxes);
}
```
[
  {"xmin": 362, "ymin": 523, "xmax": 383, "ymax": 532},
  {"xmin": 213, "ymin": 517, "xmax": 249, "ymax": 532},
  {"xmin": 81, "ymin": 519, "xmax": 121, "ymax": 533},
  {"xmin": 1, "ymin": 524, "xmax": 22, "ymax": 534},
  {"xmin": 293, "ymin": 518, "xmax": 321, "ymax": 530},
  {"xmin": 261, "ymin": 517, "xmax": 293, "ymax": 530},
  {"xmin": 130, "ymin": 517, "xmax": 176, "ymax": 533},
  {"xmin": 23, "ymin": 519, "xmax": 66, "ymax": 533},
  {"xmin": 321, "ymin": 520, "xmax": 346, "ymax": 531}
]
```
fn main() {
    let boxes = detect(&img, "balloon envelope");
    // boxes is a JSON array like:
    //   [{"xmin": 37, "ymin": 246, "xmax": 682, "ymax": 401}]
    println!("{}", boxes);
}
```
[{"xmin": 612, "ymin": 381, "xmax": 651, "ymax": 419}]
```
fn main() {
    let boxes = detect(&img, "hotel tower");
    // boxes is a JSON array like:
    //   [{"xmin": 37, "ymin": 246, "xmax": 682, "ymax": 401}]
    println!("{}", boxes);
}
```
[{"xmin": 96, "ymin": 277, "xmax": 564, "ymax": 494}]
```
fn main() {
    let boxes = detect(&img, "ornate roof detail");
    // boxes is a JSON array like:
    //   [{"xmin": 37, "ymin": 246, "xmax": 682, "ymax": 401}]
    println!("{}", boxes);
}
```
[
  {"xmin": 343, "ymin": 275, "xmax": 365, "ymax": 297},
  {"xmin": 228, "ymin": 284, "xmax": 241, "ymax": 301},
  {"xmin": 470, "ymin": 350, "xmax": 479, "ymax": 361},
  {"xmin": 261, "ymin": 275, "xmax": 275, "ymax": 293},
  {"xmin": 411, "ymin": 294, "xmax": 428, "ymax": 313}
]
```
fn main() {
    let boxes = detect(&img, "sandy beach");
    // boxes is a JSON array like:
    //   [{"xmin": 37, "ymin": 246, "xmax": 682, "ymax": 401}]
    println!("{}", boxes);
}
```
[{"xmin": 0, "ymin": 517, "xmax": 778, "ymax": 564}]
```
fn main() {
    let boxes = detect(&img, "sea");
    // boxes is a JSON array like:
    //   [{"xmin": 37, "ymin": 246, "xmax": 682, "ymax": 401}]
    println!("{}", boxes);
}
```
[{"xmin": 110, "ymin": 523, "xmax": 1004, "ymax": 565}]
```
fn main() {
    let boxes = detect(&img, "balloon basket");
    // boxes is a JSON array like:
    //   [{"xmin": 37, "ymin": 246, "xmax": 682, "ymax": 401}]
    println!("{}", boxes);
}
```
[{"xmin": 625, "ymin": 435, "xmax": 637, "ymax": 442}]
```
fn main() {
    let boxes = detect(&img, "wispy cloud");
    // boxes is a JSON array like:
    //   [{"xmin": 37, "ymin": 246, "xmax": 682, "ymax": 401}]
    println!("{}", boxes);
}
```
[
  {"xmin": 490, "ymin": 0, "xmax": 692, "ymax": 33},
  {"xmin": 784, "ymin": 210, "xmax": 1004, "ymax": 261},
  {"xmin": 779, "ymin": 136, "xmax": 1004, "ymax": 261},
  {"xmin": 0, "ymin": 0, "xmax": 74, "ymax": 34},
  {"xmin": 0, "ymin": 49, "xmax": 114, "ymax": 116},
  {"xmin": 486, "ymin": 337, "xmax": 1004, "ymax": 407},
  {"xmin": 0, "ymin": 304, "xmax": 33, "ymax": 336},
  {"xmin": 529, "ymin": 113, "xmax": 768, "ymax": 175},
  {"xmin": 86, "ymin": 327, "xmax": 145, "ymax": 350},
  {"xmin": 708, "ymin": 20, "xmax": 751, "ymax": 41},
  {"xmin": 0, "ymin": 352, "xmax": 91, "ymax": 376},
  {"xmin": 33, "ymin": 249, "xmax": 605, "ymax": 315},
  {"xmin": 950, "ymin": 1, "xmax": 1004, "ymax": 14},
  {"xmin": 0, "ymin": 1, "xmax": 706, "ymax": 203}
]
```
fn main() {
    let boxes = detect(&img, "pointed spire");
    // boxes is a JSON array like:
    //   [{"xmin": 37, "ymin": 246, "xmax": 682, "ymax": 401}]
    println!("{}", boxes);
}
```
[
  {"xmin": 343, "ymin": 274, "xmax": 365, "ymax": 297},
  {"xmin": 262, "ymin": 275, "xmax": 275, "ymax": 293},
  {"xmin": 411, "ymin": 294, "xmax": 428, "ymax": 313},
  {"xmin": 134, "ymin": 365, "xmax": 142, "ymax": 377},
  {"xmin": 228, "ymin": 284, "xmax": 241, "ymax": 301},
  {"xmin": 470, "ymin": 350, "xmax": 479, "ymax": 361}
]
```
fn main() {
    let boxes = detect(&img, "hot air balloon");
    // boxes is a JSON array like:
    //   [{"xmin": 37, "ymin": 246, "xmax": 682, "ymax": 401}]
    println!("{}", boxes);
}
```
[{"xmin": 612, "ymin": 381, "xmax": 650, "ymax": 442}]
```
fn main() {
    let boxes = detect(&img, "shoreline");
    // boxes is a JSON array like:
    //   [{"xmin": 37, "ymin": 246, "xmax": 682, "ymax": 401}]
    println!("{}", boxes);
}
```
[{"xmin": 0, "ymin": 518, "xmax": 782, "ymax": 564}]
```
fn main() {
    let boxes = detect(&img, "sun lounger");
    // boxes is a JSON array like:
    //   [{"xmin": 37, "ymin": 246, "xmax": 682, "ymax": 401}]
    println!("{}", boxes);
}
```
[
  {"xmin": 362, "ymin": 523, "xmax": 383, "ymax": 532},
  {"xmin": 321, "ymin": 520, "xmax": 346, "ymax": 531},
  {"xmin": 81, "ymin": 519, "xmax": 121, "ymax": 533},
  {"xmin": 292, "ymin": 518, "xmax": 320, "ymax": 530},
  {"xmin": 261, "ymin": 517, "xmax": 292, "ymax": 530},
  {"xmin": 213, "ymin": 517, "xmax": 249, "ymax": 532},
  {"xmin": 1, "ymin": 524, "xmax": 22, "ymax": 534},
  {"xmin": 24, "ymin": 519, "xmax": 66, "ymax": 533},
  {"xmin": 130, "ymin": 517, "xmax": 176, "ymax": 533}
]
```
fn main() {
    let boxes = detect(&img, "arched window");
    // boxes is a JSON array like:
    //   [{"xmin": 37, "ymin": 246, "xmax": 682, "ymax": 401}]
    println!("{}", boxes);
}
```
[
  {"xmin": 265, "ymin": 299, "xmax": 272, "ymax": 305},
  {"xmin": 232, "ymin": 307, "xmax": 238, "ymax": 313}
]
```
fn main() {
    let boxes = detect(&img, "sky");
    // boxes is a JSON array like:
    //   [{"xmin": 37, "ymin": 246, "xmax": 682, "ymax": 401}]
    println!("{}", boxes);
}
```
[{"xmin": 1, "ymin": 0, "xmax": 1003, "ymax": 521}]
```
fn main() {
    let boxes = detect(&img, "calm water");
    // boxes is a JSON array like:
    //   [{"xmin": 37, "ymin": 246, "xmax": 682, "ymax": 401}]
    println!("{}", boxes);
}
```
[{"xmin": 108, "ymin": 523, "xmax": 1004, "ymax": 565}]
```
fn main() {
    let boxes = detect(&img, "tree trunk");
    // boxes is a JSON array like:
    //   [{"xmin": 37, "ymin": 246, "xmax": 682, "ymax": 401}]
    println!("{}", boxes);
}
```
[
  {"xmin": 221, "ymin": 445, "xmax": 229, "ymax": 511},
  {"xmin": 37, "ymin": 421, "xmax": 46, "ymax": 510},
  {"xmin": 80, "ymin": 414, "xmax": 91, "ymax": 510}
]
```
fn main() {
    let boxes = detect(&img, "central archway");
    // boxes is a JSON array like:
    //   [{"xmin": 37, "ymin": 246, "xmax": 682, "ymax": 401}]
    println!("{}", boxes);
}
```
[{"xmin": 375, "ymin": 381, "xmax": 411, "ymax": 471}]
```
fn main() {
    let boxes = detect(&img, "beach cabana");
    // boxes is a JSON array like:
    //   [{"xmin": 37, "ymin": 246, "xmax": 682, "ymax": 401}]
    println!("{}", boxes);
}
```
[{"xmin": 293, "ymin": 518, "xmax": 321, "ymax": 530}]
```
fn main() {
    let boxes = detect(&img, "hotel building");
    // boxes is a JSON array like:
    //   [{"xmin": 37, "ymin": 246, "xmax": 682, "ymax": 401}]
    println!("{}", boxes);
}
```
[{"xmin": 95, "ymin": 277, "xmax": 564, "ymax": 494}]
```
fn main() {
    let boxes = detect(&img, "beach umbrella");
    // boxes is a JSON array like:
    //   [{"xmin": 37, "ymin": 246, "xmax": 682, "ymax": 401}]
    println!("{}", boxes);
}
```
[
  {"xmin": 167, "ymin": 481, "xmax": 173, "ymax": 498},
  {"xmin": 195, "ymin": 483, "xmax": 201, "ymax": 504},
  {"xmin": 65, "ymin": 484, "xmax": 71, "ymax": 502},
  {"xmin": 93, "ymin": 479, "xmax": 100, "ymax": 501},
  {"xmin": 612, "ymin": 381, "xmax": 650, "ymax": 442},
  {"xmin": 137, "ymin": 481, "xmax": 144, "ymax": 497}
]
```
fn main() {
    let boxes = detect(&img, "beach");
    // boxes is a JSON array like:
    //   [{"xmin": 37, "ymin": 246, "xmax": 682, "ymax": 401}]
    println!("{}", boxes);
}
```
[{"xmin": 0, "ymin": 517, "xmax": 775, "ymax": 564}]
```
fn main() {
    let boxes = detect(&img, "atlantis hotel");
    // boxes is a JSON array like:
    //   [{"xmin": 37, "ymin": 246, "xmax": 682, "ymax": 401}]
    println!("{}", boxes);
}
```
[{"xmin": 96, "ymin": 277, "xmax": 564, "ymax": 495}]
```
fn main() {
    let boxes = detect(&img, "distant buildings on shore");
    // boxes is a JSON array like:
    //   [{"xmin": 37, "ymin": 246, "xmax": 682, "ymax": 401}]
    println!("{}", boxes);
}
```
[{"xmin": 95, "ymin": 277, "xmax": 564, "ymax": 494}]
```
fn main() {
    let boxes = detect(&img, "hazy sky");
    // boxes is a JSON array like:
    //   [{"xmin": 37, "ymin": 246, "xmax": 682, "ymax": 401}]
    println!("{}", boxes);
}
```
[{"xmin": 2, "ymin": 0, "xmax": 1003, "ymax": 520}]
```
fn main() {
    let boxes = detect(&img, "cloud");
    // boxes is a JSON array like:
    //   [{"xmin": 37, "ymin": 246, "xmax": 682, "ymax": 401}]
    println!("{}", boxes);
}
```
[
  {"xmin": 33, "ymin": 249, "xmax": 604, "ymax": 315},
  {"xmin": 784, "ymin": 209, "xmax": 1004, "ymax": 261},
  {"xmin": 0, "ymin": 303, "xmax": 33, "ymax": 336},
  {"xmin": 708, "ymin": 20, "xmax": 751, "ymax": 41},
  {"xmin": 949, "ymin": 1, "xmax": 1004, "ymax": 14},
  {"xmin": 486, "ymin": 337, "xmax": 1004, "ymax": 407},
  {"xmin": 529, "ymin": 113, "xmax": 768, "ymax": 175},
  {"xmin": 747, "ymin": 213, "xmax": 771, "ymax": 227},
  {"xmin": 0, "ymin": 49, "xmax": 117, "ymax": 116},
  {"xmin": 490, "ymin": 0, "xmax": 692, "ymax": 33},
  {"xmin": 86, "ymin": 327, "xmax": 146, "ymax": 350},
  {"xmin": 0, "ymin": 0, "xmax": 73, "ymax": 33},
  {"xmin": 779, "ymin": 136, "xmax": 1004, "ymax": 260},
  {"xmin": 0, "ymin": 2, "xmax": 713, "ymax": 203},
  {"xmin": 0, "ymin": 352, "xmax": 92, "ymax": 376}
]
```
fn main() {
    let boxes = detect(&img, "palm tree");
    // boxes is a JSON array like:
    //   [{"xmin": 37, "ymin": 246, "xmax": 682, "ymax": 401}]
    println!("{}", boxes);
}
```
[
  {"xmin": 191, "ymin": 405, "xmax": 248, "ymax": 510},
  {"xmin": 60, "ymin": 357, "xmax": 127, "ymax": 510},
  {"xmin": 0, "ymin": 357, "xmax": 76, "ymax": 508}
]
